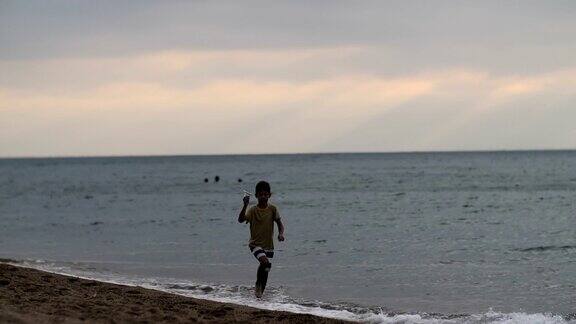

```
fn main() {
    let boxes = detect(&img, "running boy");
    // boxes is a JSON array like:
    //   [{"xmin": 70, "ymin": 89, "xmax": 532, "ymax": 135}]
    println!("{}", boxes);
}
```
[{"xmin": 237, "ymin": 181, "xmax": 285, "ymax": 298}]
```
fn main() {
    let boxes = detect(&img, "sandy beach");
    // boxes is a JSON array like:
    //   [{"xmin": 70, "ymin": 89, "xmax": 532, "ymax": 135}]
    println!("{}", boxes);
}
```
[{"xmin": 0, "ymin": 263, "xmax": 351, "ymax": 323}]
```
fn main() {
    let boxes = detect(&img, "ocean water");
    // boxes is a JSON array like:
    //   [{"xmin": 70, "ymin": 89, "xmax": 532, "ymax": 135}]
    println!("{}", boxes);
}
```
[{"xmin": 1, "ymin": 152, "xmax": 576, "ymax": 323}]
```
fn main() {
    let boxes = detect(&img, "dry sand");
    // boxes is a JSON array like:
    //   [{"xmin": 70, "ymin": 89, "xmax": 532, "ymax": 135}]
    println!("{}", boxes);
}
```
[{"xmin": 0, "ymin": 263, "xmax": 352, "ymax": 323}]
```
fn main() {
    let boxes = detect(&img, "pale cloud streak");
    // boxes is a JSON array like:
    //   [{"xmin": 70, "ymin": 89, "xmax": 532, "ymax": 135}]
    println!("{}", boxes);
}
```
[{"xmin": 2, "ymin": 46, "xmax": 576, "ymax": 156}]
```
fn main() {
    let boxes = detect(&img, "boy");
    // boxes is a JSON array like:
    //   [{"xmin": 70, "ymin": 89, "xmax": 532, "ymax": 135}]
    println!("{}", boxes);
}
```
[{"xmin": 237, "ymin": 181, "xmax": 285, "ymax": 298}]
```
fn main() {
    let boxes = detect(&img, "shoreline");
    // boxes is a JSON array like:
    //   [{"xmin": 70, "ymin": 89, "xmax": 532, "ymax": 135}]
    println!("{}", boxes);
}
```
[{"xmin": 0, "ymin": 263, "xmax": 352, "ymax": 323}]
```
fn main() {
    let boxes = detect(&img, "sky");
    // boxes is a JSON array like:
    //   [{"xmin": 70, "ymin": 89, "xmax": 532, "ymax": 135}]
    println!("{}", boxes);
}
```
[{"xmin": 1, "ymin": 1, "xmax": 576, "ymax": 157}]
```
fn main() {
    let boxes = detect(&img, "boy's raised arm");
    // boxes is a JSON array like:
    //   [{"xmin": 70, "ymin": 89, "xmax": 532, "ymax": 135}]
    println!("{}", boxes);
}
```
[{"xmin": 238, "ymin": 195, "xmax": 250, "ymax": 223}]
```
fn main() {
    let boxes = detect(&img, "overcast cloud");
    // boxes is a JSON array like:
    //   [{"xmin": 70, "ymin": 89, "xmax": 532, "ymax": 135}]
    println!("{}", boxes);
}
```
[{"xmin": 1, "ymin": 1, "xmax": 576, "ymax": 156}]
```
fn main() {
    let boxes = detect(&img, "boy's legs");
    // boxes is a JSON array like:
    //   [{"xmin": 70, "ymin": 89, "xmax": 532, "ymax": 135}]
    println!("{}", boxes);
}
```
[
  {"xmin": 250, "ymin": 247, "xmax": 274, "ymax": 298},
  {"xmin": 257, "ymin": 255, "xmax": 272, "ymax": 289}
]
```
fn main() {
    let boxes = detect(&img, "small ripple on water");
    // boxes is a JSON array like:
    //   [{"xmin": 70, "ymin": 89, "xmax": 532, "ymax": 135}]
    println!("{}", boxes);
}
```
[{"xmin": 515, "ymin": 245, "xmax": 576, "ymax": 252}]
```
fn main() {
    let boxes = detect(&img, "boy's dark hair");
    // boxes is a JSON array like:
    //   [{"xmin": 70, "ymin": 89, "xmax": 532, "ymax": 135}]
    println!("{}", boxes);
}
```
[{"xmin": 255, "ymin": 181, "xmax": 271, "ymax": 194}]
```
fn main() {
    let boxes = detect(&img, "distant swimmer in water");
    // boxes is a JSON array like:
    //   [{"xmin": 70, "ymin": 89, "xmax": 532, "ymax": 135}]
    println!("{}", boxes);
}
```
[
  {"xmin": 214, "ymin": 175, "xmax": 220, "ymax": 182},
  {"xmin": 204, "ymin": 178, "xmax": 209, "ymax": 183},
  {"xmin": 237, "ymin": 181, "xmax": 285, "ymax": 298}
]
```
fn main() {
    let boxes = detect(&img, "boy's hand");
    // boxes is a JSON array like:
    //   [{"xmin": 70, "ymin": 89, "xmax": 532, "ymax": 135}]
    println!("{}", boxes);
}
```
[
  {"xmin": 278, "ymin": 233, "xmax": 285, "ymax": 242},
  {"xmin": 243, "ymin": 195, "xmax": 250, "ymax": 206}
]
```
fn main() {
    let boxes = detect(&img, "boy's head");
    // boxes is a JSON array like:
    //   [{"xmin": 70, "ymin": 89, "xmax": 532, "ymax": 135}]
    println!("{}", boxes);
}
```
[{"xmin": 255, "ymin": 180, "xmax": 271, "ymax": 203}]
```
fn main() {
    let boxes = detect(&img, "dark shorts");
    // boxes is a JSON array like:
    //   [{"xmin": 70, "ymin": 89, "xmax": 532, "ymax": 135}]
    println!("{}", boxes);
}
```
[{"xmin": 250, "ymin": 246, "xmax": 274, "ymax": 260}]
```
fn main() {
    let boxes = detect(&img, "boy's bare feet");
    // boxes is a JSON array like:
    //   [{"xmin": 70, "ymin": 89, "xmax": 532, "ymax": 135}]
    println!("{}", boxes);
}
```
[{"xmin": 255, "ymin": 282, "xmax": 264, "ymax": 298}]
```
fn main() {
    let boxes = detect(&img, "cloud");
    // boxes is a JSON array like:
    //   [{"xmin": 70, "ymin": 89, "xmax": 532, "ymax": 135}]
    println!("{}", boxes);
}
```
[
  {"xmin": 2, "ymin": 57, "xmax": 576, "ymax": 156},
  {"xmin": 0, "ymin": 46, "xmax": 364, "ymax": 91},
  {"xmin": 0, "ymin": 76, "xmax": 435, "ymax": 114},
  {"xmin": 2, "ymin": 1, "xmax": 576, "ymax": 156},
  {"xmin": 3, "ymin": 1, "xmax": 576, "ymax": 74}
]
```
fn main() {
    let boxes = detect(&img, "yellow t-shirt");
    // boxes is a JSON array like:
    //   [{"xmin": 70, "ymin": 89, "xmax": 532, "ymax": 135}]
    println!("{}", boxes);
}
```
[{"xmin": 245, "ymin": 204, "xmax": 280, "ymax": 250}]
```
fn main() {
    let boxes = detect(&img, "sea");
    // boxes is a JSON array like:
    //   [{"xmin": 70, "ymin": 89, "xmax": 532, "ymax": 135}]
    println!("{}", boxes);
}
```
[{"xmin": 1, "ymin": 151, "xmax": 575, "ymax": 323}]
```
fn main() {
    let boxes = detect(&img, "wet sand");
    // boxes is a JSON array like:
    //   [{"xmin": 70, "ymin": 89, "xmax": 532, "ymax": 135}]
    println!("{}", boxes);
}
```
[{"xmin": 0, "ymin": 263, "xmax": 351, "ymax": 323}]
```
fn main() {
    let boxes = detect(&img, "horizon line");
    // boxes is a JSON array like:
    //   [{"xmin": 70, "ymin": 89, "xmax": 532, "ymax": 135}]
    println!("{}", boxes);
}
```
[{"xmin": 1, "ymin": 148, "xmax": 576, "ymax": 160}]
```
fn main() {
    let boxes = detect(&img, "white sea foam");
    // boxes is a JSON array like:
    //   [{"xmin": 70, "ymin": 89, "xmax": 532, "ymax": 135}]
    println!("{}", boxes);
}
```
[
  {"xmin": 357, "ymin": 311, "xmax": 573, "ymax": 324},
  {"xmin": 466, "ymin": 310, "xmax": 570, "ymax": 324},
  {"xmin": 8, "ymin": 260, "xmax": 574, "ymax": 324}
]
